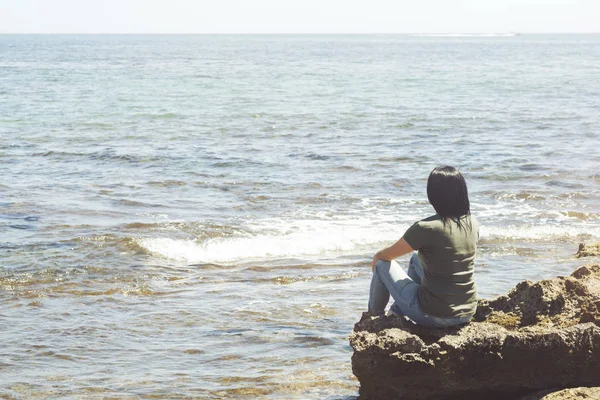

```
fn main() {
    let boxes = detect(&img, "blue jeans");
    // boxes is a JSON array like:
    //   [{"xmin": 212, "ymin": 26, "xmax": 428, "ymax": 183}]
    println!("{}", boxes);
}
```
[{"xmin": 368, "ymin": 253, "xmax": 472, "ymax": 328}]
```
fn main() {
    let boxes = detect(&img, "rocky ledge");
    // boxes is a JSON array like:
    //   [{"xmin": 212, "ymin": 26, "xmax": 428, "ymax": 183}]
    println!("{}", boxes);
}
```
[
  {"xmin": 350, "ymin": 264, "xmax": 600, "ymax": 400},
  {"xmin": 523, "ymin": 387, "xmax": 600, "ymax": 400}
]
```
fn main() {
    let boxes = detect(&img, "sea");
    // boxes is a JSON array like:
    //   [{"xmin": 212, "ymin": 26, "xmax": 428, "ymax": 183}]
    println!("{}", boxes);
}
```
[{"xmin": 1, "ymin": 33, "xmax": 599, "ymax": 399}]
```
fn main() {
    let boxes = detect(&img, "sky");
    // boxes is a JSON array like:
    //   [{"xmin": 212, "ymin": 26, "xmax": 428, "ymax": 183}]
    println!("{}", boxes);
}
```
[{"xmin": 0, "ymin": 0, "xmax": 598, "ymax": 34}]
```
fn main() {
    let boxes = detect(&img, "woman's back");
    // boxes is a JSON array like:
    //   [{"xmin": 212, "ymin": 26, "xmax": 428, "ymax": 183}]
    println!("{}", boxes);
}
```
[{"xmin": 403, "ymin": 214, "xmax": 478, "ymax": 318}]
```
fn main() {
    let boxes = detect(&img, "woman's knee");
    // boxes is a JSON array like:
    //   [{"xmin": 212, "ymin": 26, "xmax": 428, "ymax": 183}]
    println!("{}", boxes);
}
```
[
  {"xmin": 375, "ymin": 259, "xmax": 402, "ymax": 271},
  {"xmin": 375, "ymin": 259, "xmax": 391, "ymax": 272}
]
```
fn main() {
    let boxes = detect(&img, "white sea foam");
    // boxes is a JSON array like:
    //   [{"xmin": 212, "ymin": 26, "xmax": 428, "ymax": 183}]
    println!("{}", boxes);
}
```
[
  {"xmin": 136, "ymin": 216, "xmax": 410, "ymax": 264},
  {"xmin": 481, "ymin": 224, "xmax": 600, "ymax": 241},
  {"xmin": 134, "ymin": 212, "xmax": 600, "ymax": 264},
  {"xmin": 134, "ymin": 198, "xmax": 597, "ymax": 264}
]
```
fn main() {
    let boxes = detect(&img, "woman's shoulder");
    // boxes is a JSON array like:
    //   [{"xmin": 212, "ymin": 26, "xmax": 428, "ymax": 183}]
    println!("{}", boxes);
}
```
[
  {"xmin": 421, "ymin": 214, "xmax": 442, "ymax": 222},
  {"xmin": 417, "ymin": 214, "xmax": 478, "ymax": 232},
  {"xmin": 417, "ymin": 214, "xmax": 443, "ymax": 227}
]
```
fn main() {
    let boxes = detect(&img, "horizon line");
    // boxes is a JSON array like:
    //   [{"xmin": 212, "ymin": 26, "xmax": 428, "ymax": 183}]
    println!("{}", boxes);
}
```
[{"xmin": 1, "ymin": 31, "xmax": 600, "ymax": 35}]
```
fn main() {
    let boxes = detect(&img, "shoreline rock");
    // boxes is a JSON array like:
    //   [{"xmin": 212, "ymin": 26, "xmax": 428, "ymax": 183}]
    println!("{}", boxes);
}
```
[
  {"xmin": 350, "ymin": 264, "xmax": 600, "ymax": 400},
  {"xmin": 577, "ymin": 243, "xmax": 600, "ymax": 258}
]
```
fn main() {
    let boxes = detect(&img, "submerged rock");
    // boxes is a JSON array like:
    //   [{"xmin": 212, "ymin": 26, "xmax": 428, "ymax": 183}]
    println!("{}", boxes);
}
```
[
  {"xmin": 350, "ymin": 264, "xmax": 600, "ymax": 400},
  {"xmin": 577, "ymin": 243, "xmax": 600, "ymax": 258}
]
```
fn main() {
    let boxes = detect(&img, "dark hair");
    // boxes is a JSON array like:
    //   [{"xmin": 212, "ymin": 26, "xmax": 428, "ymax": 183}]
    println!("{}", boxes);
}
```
[{"xmin": 427, "ymin": 166, "xmax": 471, "ymax": 228}]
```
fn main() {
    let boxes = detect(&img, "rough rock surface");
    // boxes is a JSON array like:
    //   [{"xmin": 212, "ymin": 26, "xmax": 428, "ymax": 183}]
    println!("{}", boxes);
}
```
[
  {"xmin": 522, "ymin": 387, "xmax": 600, "ymax": 400},
  {"xmin": 350, "ymin": 264, "xmax": 600, "ymax": 400},
  {"xmin": 577, "ymin": 243, "xmax": 600, "ymax": 258}
]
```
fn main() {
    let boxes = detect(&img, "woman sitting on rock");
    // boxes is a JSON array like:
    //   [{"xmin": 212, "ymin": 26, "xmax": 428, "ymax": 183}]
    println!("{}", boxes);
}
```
[{"xmin": 369, "ymin": 166, "xmax": 478, "ymax": 328}]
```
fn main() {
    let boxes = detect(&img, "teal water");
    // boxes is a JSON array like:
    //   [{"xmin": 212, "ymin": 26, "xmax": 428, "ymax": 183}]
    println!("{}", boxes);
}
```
[{"xmin": 1, "ymin": 34, "xmax": 600, "ymax": 398}]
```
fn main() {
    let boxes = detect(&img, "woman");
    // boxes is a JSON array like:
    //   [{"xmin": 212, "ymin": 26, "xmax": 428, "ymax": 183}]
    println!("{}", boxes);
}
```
[{"xmin": 369, "ymin": 166, "xmax": 478, "ymax": 328}]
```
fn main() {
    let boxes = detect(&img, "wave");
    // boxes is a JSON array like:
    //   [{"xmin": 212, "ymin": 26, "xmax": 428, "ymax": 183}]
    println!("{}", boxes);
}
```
[
  {"xmin": 134, "ymin": 112, "xmax": 180, "ymax": 119},
  {"xmin": 130, "ymin": 216, "xmax": 407, "ymax": 264},
  {"xmin": 31, "ymin": 149, "xmax": 167, "ymax": 164},
  {"xmin": 124, "ymin": 212, "xmax": 600, "ymax": 264},
  {"xmin": 481, "ymin": 223, "xmax": 600, "ymax": 241}
]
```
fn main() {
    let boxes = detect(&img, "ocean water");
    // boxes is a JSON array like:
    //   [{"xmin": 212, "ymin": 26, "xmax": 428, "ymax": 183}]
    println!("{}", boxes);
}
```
[{"xmin": 1, "ymin": 34, "xmax": 599, "ymax": 399}]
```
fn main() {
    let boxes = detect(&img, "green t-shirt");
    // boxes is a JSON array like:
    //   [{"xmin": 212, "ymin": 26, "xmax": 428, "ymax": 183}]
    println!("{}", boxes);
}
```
[{"xmin": 402, "ymin": 214, "xmax": 478, "ymax": 318}]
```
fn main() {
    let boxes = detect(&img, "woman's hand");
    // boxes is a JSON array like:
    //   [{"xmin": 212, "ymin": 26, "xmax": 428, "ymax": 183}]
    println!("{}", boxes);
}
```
[
  {"xmin": 371, "ymin": 238, "xmax": 414, "ymax": 272},
  {"xmin": 371, "ymin": 252, "xmax": 380, "ymax": 272}
]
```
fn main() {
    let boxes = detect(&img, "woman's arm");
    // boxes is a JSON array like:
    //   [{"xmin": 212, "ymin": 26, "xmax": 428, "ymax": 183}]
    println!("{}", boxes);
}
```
[{"xmin": 372, "ymin": 238, "xmax": 414, "ymax": 271}]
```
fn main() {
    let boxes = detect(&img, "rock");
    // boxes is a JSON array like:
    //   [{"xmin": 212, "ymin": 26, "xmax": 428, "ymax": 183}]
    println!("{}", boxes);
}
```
[
  {"xmin": 577, "ymin": 243, "xmax": 600, "ymax": 258},
  {"xmin": 522, "ymin": 387, "xmax": 600, "ymax": 400},
  {"xmin": 350, "ymin": 264, "xmax": 600, "ymax": 400}
]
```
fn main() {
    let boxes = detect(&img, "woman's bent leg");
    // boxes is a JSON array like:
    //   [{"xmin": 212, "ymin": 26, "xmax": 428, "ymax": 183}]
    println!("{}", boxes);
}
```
[
  {"xmin": 369, "ymin": 259, "xmax": 467, "ymax": 328},
  {"xmin": 370, "ymin": 261, "xmax": 430, "ymax": 325},
  {"xmin": 368, "ymin": 259, "xmax": 415, "ymax": 314}
]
